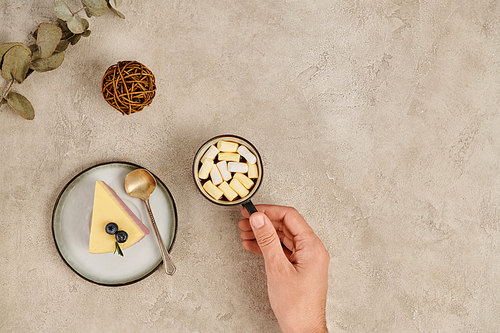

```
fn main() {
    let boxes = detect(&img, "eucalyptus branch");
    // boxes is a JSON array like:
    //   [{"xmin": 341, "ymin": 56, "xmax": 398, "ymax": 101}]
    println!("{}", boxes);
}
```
[
  {"xmin": 73, "ymin": 6, "xmax": 87, "ymax": 16},
  {"xmin": 0, "ymin": 0, "xmax": 126, "ymax": 119}
]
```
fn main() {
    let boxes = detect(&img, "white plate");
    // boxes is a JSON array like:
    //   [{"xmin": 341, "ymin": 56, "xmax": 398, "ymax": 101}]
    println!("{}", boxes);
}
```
[{"xmin": 52, "ymin": 162, "xmax": 177, "ymax": 286}]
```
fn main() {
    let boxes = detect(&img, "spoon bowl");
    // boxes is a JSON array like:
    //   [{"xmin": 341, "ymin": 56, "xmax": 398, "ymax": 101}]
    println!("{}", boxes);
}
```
[
  {"xmin": 125, "ymin": 169, "xmax": 156, "ymax": 201},
  {"xmin": 125, "ymin": 168, "xmax": 176, "ymax": 276}
]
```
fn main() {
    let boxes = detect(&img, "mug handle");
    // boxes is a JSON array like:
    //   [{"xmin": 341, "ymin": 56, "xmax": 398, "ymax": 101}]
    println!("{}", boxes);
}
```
[{"xmin": 242, "ymin": 200, "xmax": 258, "ymax": 216}]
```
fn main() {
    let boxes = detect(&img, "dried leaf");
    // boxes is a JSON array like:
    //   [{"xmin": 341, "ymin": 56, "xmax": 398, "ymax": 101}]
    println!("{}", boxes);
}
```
[
  {"xmin": 28, "ymin": 44, "xmax": 37, "ymax": 53},
  {"xmin": 30, "ymin": 48, "xmax": 41, "ymax": 62},
  {"xmin": 106, "ymin": 0, "xmax": 123, "ymax": 9},
  {"xmin": 57, "ymin": 19, "xmax": 74, "ymax": 40},
  {"xmin": 82, "ymin": 29, "xmax": 91, "ymax": 37},
  {"xmin": 56, "ymin": 39, "xmax": 71, "ymax": 52},
  {"xmin": 84, "ymin": 7, "xmax": 92, "ymax": 18},
  {"xmin": 58, "ymin": 18, "xmax": 69, "ymax": 30},
  {"xmin": 107, "ymin": 4, "xmax": 125, "ymax": 19},
  {"xmin": 25, "ymin": 68, "xmax": 35, "ymax": 79},
  {"xmin": 67, "ymin": 14, "xmax": 85, "ymax": 34},
  {"xmin": 30, "ymin": 51, "xmax": 65, "ymax": 72},
  {"xmin": 82, "ymin": 18, "xmax": 90, "ymax": 30},
  {"xmin": 1, "ymin": 44, "xmax": 32, "ymax": 83},
  {"xmin": 54, "ymin": 1, "xmax": 73, "ymax": 21},
  {"xmin": 81, "ymin": 0, "xmax": 108, "ymax": 17},
  {"xmin": 0, "ymin": 42, "xmax": 24, "ymax": 67},
  {"xmin": 69, "ymin": 34, "xmax": 82, "ymax": 45},
  {"xmin": 37, "ymin": 23, "xmax": 62, "ymax": 59},
  {"xmin": 6, "ymin": 92, "xmax": 35, "ymax": 120}
]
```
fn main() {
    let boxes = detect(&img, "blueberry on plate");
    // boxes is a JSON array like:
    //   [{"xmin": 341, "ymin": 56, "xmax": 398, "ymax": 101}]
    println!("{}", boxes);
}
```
[
  {"xmin": 105, "ymin": 222, "xmax": 118, "ymax": 235},
  {"xmin": 115, "ymin": 230, "xmax": 128, "ymax": 243}
]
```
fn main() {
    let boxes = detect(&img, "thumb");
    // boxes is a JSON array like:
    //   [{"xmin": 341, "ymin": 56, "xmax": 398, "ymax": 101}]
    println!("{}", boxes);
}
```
[{"xmin": 249, "ymin": 212, "xmax": 287, "ymax": 264}]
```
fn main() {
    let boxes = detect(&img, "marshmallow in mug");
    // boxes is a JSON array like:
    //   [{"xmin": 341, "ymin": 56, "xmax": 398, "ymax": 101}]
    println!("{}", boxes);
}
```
[{"xmin": 197, "ymin": 140, "xmax": 258, "ymax": 201}]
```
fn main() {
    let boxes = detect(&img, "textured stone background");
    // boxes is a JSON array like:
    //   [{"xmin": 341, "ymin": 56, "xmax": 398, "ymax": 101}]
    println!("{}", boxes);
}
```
[{"xmin": 1, "ymin": 0, "xmax": 500, "ymax": 332}]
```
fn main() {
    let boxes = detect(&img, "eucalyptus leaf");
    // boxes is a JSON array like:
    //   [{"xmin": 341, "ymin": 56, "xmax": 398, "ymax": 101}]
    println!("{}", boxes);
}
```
[
  {"xmin": 28, "ymin": 44, "xmax": 37, "ymax": 53},
  {"xmin": 28, "ymin": 44, "xmax": 40, "ymax": 62},
  {"xmin": 6, "ymin": 92, "xmax": 35, "ymax": 120},
  {"xmin": 58, "ymin": 18, "xmax": 69, "ymax": 30},
  {"xmin": 84, "ymin": 7, "xmax": 92, "ymax": 18},
  {"xmin": 0, "ymin": 42, "xmax": 24, "ymax": 67},
  {"xmin": 106, "ymin": 0, "xmax": 123, "ymax": 10},
  {"xmin": 58, "ymin": 20, "xmax": 74, "ymax": 40},
  {"xmin": 30, "ymin": 48, "xmax": 41, "ymax": 62},
  {"xmin": 1, "ymin": 44, "xmax": 32, "ymax": 83},
  {"xmin": 30, "ymin": 51, "xmax": 65, "ymax": 72},
  {"xmin": 82, "ymin": 18, "xmax": 90, "ymax": 30},
  {"xmin": 107, "ymin": 4, "xmax": 125, "ymax": 19},
  {"xmin": 81, "ymin": 0, "xmax": 108, "ymax": 17},
  {"xmin": 56, "ymin": 39, "xmax": 71, "ymax": 52},
  {"xmin": 25, "ymin": 68, "xmax": 35, "ymax": 79},
  {"xmin": 0, "ymin": 87, "xmax": 5, "ymax": 105},
  {"xmin": 54, "ymin": 1, "xmax": 73, "ymax": 21},
  {"xmin": 82, "ymin": 29, "xmax": 91, "ymax": 37},
  {"xmin": 69, "ymin": 34, "xmax": 82, "ymax": 45},
  {"xmin": 67, "ymin": 14, "xmax": 85, "ymax": 34},
  {"xmin": 61, "ymin": 30, "xmax": 74, "ymax": 40},
  {"xmin": 37, "ymin": 23, "xmax": 62, "ymax": 59}
]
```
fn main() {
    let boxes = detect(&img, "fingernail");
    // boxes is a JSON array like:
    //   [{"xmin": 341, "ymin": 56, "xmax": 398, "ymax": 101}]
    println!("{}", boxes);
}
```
[{"xmin": 251, "ymin": 214, "xmax": 265, "ymax": 229}]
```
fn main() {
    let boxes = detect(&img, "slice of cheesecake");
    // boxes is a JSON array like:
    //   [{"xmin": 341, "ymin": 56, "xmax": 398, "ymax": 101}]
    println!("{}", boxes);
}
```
[{"xmin": 89, "ymin": 180, "xmax": 150, "ymax": 254}]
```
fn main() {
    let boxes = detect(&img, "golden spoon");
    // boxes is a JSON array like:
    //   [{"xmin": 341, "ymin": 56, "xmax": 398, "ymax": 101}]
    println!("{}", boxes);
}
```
[{"xmin": 124, "ymin": 169, "xmax": 176, "ymax": 275}]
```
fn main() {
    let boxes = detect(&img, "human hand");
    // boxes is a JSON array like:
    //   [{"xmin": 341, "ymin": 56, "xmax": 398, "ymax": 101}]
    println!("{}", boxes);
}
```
[{"xmin": 239, "ymin": 205, "xmax": 330, "ymax": 333}]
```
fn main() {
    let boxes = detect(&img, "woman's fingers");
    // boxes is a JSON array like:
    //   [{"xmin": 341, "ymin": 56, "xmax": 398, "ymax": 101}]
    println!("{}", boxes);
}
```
[
  {"xmin": 241, "ymin": 229, "xmax": 294, "ymax": 253},
  {"xmin": 240, "ymin": 230, "xmax": 256, "ymax": 240},
  {"xmin": 238, "ymin": 218, "xmax": 252, "ymax": 231},
  {"xmin": 242, "ymin": 240, "xmax": 293, "ymax": 259},
  {"xmin": 239, "ymin": 218, "xmax": 288, "ymax": 234},
  {"xmin": 242, "ymin": 240, "xmax": 263, "ymax": 255}
]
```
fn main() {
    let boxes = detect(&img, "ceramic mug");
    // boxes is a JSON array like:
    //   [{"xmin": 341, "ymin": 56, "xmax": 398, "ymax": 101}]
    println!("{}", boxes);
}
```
[{"xmin": 193, "ymin": 134, "xmax": 263, "ymax": 215}]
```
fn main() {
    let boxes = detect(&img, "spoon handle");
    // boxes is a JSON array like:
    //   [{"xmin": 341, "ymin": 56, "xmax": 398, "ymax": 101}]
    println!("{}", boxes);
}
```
[{"xmin": 144, "ymin": 199, "xmax": 176, "ymax": 275}]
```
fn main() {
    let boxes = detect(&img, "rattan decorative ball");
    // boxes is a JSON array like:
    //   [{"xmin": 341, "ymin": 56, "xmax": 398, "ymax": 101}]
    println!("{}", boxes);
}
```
[{"xmin": 101, "ymin": 61, "xmax": 156, "ymax": 115}]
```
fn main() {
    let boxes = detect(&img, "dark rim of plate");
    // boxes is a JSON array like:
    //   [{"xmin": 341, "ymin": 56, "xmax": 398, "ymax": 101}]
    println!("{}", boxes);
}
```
[{"xmin": 51, "ymin": 161, "xmax": 178, "ymax": 287}]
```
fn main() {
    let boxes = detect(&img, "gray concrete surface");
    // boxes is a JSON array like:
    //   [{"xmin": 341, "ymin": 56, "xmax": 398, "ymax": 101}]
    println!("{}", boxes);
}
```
[{"xmin": 1, "ymin": 0, "xmax": 500, "ymax": 332}]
